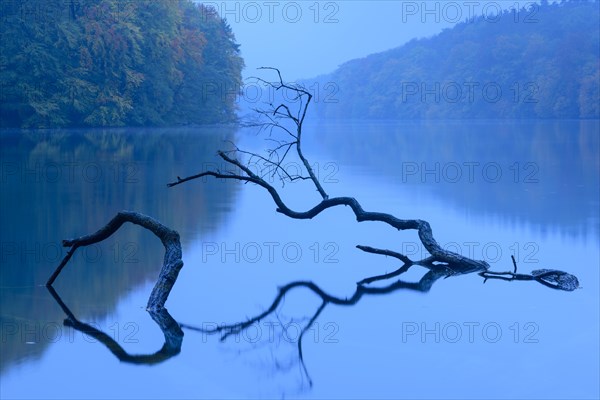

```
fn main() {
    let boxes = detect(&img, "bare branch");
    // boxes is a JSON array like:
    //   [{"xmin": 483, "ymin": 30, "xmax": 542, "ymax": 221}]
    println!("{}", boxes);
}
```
[
  {"xmin": 479, "ymin": 268, "xmax": 579, "ymax": 291},
  {"xmin": 245, "ymin": 68, "xmax": 327, "ymax": 199},
  {"xmin": 167, "ymin": 169, "xmax": 256, "ymax": 188},
  {"xmin": 47, "ymin": 211, "xmax": 183, "ymax": 311},
  {"xmin": 274, "ymin": 103, "xmax": 299, "ymax": 125},
  {"xmin": 169, "ymin": 145, "xmax": 489, "ymax": 274},
  {"xmin": 356, "ymin": 244, "xmax": 413, "ymax": 265}
]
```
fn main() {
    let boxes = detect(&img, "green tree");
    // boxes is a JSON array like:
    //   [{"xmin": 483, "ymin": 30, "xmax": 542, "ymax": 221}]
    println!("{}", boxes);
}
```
[{"xmin": 0, "ymin": 0, "xmax": 244, "ymax": 128}]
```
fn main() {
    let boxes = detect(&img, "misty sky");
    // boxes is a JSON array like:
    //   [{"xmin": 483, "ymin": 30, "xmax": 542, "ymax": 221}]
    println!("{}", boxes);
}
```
[{"xmin": 199, "ymin": 1, "xmax": 546, "ymax": 81}]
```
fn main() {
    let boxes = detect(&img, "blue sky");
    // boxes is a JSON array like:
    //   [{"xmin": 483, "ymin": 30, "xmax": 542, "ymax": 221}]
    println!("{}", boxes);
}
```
[{"xmin": 199, "ymin": 1, "xmax": 547, "ymax": 80}]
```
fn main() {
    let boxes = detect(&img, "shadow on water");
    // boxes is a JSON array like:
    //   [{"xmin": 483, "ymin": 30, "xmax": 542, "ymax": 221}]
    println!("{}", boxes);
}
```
[{"xmin": 0, "ymin": 126, "xmax": 238, "ymax": 371}]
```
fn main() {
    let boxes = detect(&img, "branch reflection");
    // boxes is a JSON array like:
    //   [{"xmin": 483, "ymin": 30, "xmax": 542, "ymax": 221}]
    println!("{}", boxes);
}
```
[
  {"xmin": 180, "ymin": 257, "xmax": 578, "ymax": 388},
  {"xmin": 181, "ymin": 263, "xmax": 453, "ymax": 386},
  {"xmin": 47, "ymin": 286, "xmax": 183, "ymax": 365}
]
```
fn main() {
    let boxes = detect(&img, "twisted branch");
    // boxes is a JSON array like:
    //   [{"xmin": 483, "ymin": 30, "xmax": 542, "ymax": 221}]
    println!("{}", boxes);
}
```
[
  {"xmin": 46, "ymin": 211, "xmax": 183, "ymax": 311},
  {"xmin": 169, "ymin": 150, "xmax": 490, "ymax": 274},
  {"xmin": 169, "ymin": 68, "xmax": 492, "ymax": 274}
]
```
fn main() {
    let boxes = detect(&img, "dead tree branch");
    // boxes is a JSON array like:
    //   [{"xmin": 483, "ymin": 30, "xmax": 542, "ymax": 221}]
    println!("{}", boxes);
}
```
[
  {"xmin": 169, "ymin": 68, "xmax": 581, "ymax": 293},
  {"xmin": 169, "ymin": 68, "xmax": 490, "ymax": 274},
  {"xmin": 241, "ymin": 66, "xmax": 328, "ymax": 199},
  {"xmin": 46, "ymin": 211, "xmax": 183, "ymax": 311},
  {"xmin": 479, "ymin": 256, "xmax": 579, "ymax": 291},
  {"xmin": 45, "ymin": 67, "xmax": 580, "ymax": 383}
]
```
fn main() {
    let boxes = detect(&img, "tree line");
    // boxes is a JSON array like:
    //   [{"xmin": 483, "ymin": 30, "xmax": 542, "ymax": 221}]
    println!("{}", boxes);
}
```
[
  {"xmin": 0, "ymin": 0, "xmax": 244, "ymax": 128},
  {"xmin": 311, "ymin": 0, "xmax": 599, "ymax": 119}
]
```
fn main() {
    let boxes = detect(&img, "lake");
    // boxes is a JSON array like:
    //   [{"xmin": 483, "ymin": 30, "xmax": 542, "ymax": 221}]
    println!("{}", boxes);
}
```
[{"xmin": 1, "ymin": 120, "xmax": 598, "ymax": 399}]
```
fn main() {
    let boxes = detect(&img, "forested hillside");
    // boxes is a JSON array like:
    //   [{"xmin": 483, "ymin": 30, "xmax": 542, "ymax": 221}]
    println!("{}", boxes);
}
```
[
  {"xmin": 312, "ymin": 0, "xmax": 599, "ymax": 119},
  {"xmin": 0, "ymin": 0, "xmax": 243, "ymax": 127}
]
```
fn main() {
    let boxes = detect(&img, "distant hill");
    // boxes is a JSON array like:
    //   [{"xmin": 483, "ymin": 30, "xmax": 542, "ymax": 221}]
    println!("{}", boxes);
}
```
[
  {"xmin": 0, "ymin": 0, "xmax": 244, "ymax": 128},
  {"xmin": 310, "ymin": 0, "xmax": 599, "ymax": 120}
]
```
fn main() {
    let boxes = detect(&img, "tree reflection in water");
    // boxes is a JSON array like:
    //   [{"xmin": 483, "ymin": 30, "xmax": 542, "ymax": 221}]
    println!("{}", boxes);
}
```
[
  {"xmin": 47, "ymin": 286, "xmax": 183, "ymax": 365},
  {"xmin": 48, "ymin": 250, "xmax": 577, "ymax": 388}
]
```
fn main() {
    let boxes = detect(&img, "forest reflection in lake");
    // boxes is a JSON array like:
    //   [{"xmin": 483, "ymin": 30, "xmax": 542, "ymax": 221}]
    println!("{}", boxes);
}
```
[{"xmin": 0, "ymin": 126, "xmax": 238, "ymax": 372}]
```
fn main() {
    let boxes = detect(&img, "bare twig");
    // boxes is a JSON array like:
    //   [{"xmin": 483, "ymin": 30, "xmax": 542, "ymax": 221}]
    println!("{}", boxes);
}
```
[{"xmin": 356, "ymin": 244, "xmax": 413, "ymax": 265}]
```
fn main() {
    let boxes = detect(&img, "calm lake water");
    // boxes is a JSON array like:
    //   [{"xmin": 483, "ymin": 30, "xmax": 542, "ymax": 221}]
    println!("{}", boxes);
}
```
[{"xmin": 1, "ymin": 120, "xmax": 599, "ymax": 399}]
